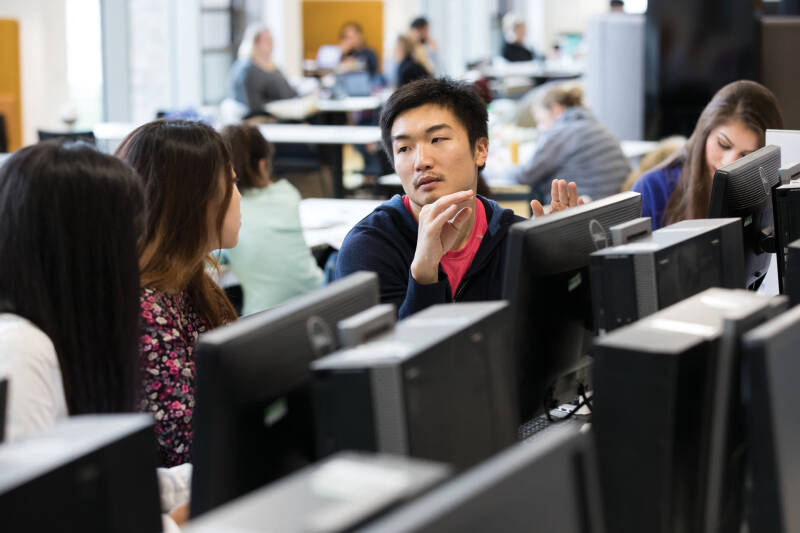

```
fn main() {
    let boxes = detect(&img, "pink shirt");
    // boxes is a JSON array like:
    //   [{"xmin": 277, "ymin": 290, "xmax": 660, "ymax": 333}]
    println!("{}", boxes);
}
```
[{"xmin": 403, "ymin": 195, "xmax": 488, "ymax": 298}]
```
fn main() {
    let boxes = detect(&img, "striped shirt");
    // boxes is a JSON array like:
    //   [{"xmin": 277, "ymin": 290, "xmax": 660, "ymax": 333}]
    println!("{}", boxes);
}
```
[{"xmin": 507, "ymin": 107, "xmax": 631, "ymax": 202}]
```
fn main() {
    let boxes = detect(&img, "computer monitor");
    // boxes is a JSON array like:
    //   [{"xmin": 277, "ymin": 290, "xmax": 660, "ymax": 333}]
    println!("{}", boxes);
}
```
[
  {"xmin": 771, "ymin": 179, "xmax": 800, "ymax": 293},
  {"xmin": 708, "ymin": 144, "xmax": 781, "ymax": 288},
  {"xmin": 312, "ymin": 301, "xmax": 518, "ymax": 472},
  {"xmin": 784, "ymin": 238, "xmax": 800, "ymax": 305},
  {"xmin": 501, "ymin": 190, "xmax": 642, "ymax": 421},
  {"xmin": 0, "ymin": 377, "xmax": 6, "ymax": 443},
  {"xmin": 334, "ymin": 71, "xmax": 373, "ymax": 97},
  {"xmin": 741, "ymin": 304, "xmax": 800, "ymax": 533},
  {"xmin": 184, "ymin": 452, "xmax": 450, "ymax": 533},
  {"xmin": 190, "ymin": 272, "xmax": 380, "ymax": 517},
  {"xmin": 592, "ymin": 288, "xmax": 786, "ymax": 533},
  {"xmin": 590, "ymin": 218, "xmax": 744, "ymax": 333},
  {"xmin": 358, "ymin": 424, "xmax": 605, "ymax": 533},
  {"xmin": 0, "ymin": 414, "xmax": 161, "ymax": 532}
]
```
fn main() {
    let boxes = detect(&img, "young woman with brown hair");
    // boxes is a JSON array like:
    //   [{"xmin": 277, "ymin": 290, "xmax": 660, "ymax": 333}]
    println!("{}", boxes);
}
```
[
  {"xmin": 632, "ymin": 80, "xmax": 784, "ymax": 230},
  {"xmin": 116, "ymin": 119, "xmax": 241, "ymax": 467}
]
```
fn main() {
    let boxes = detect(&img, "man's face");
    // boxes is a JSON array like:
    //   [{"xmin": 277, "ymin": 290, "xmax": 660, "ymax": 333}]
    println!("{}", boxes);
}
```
[{"xmin": 390, "ymin": 104, "xmax": 488, "ymax": 210}]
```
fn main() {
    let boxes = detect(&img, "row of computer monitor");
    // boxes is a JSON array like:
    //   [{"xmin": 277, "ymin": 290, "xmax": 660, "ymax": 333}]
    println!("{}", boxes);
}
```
[{"xmin": 4, "ymin": 142, "xmax": 800, "ymax": 530}]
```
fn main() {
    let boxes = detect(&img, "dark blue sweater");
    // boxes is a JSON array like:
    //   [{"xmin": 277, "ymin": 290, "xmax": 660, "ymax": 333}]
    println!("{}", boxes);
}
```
[{"xmin": 335, "ymin": 194, "xmax": 525, "ymax": 318}]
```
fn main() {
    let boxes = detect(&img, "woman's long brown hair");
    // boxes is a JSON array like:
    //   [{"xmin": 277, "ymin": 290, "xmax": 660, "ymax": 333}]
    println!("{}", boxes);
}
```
[
  {"xmin": 662, "ymin": 80, "xmax": 783, "ymax": 226},
  {"xmin": 116, "ymin": 120, "xmax": 237, "ymax": 327}
]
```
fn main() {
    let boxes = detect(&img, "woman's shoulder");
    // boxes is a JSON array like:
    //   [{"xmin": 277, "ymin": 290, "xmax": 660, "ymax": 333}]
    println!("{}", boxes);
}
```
[
  {"xmin": 632, "ymin": 162, "xmax": 683, "ymax": 194},
  {"xmin": 0, "ymin": 313, "xmax": 56, "ymax": 360}
]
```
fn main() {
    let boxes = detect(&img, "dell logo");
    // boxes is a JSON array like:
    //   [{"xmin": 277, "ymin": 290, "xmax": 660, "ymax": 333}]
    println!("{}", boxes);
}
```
[
  {"xmin": 306, "ymin": 315, "xmax": 336, "ymax": 357},
  {"xmin": 589, "ymin": 219, "xmax": 608, "ymax": 250}
]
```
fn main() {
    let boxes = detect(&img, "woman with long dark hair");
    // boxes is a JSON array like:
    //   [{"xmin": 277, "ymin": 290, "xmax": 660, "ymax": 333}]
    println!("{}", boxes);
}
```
[
  {"xmin": 116, "ymin": 119, "xmax": 241, "ymax": 467},
  {"xmin": 0, "ymin": 140, "xmax": 144, "ymax": 441},
  {"xmin": 632, "ymin": 80, "xmax": 783, "ymax": 229}
]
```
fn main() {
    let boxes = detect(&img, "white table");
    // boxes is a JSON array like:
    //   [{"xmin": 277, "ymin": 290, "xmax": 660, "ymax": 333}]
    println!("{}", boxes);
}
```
[
  {"xmin": 259, "ymin": 124, "xmax": 382, "ymax": 198},
  {"xmin": 265, "ymin": 96, "xmax": 382, "ymax": 120},
  {"xmin": 299, "ymin": 197, "xmax": 382, "ymax": 250}
]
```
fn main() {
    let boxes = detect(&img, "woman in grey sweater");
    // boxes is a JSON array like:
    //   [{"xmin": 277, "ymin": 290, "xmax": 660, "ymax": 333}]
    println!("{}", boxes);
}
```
[
  {"xmin": 506, "ymin": 86, "xmax": 630, "ymax": 203},
  {"xmin": 229, "ymin": 24, "xmax": 297, "ymax": 114}
]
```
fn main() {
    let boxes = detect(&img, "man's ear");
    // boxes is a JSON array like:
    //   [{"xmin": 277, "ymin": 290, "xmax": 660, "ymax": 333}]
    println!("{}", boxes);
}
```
[{"xmin": 474, "ymin": 137, "xmax": 489, "ymax": 167}]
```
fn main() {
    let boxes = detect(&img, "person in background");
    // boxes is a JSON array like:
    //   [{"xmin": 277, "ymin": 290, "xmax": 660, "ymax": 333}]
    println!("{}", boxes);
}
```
[
  {"xmin": 220, "ymin": 125, "xmax": 324, "ymax": 315},
  {"xmin": 505, "ymin": 85, "xmax": 630, "ymax": 203},
  {"xmin": 621, "ymin": 136, "xmax": 686, "ymax": 192},
  {"xmin": 229, "ymin": 24, "xmax": 297, "ymax": 115},
  {"xmin": 338, "ymin": 22, "xmax": 379, "ymax": 78},
  {"xmin": 501, "ymin": 13, "xmax": 535, "ymax": 62},
  {"xmin": 0, "ymin": 140, "xmax": 143, "ymax": 443},
  {"xmin": 631, "ymin": 80, "xmax": 783, "ymax": 230},
  {"xmin": 116, "ymin": 120, "xmax": 241, "ymax": 468},
  {"xmin": 395, "ymin": 33, "xmax": 434, "ymax": 87},
  {"xmin": 409, "ymin": 17, "xmax": 440, "ymax": 74},
  {"xmin": 610, "ymin": 0, "xmax": 625, "ymax": 13}
]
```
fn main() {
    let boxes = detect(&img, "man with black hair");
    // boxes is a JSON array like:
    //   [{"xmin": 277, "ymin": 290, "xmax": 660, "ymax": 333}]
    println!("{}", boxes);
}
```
[{"xmin": 335, "ymin": 78, "xmax": 582, "ymax": 318}]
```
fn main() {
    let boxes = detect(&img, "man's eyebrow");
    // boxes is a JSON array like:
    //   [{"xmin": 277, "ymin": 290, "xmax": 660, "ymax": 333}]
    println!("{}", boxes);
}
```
[{"xmin": 392, "ymin": 123, "xmax": 453, "ymax": 142}]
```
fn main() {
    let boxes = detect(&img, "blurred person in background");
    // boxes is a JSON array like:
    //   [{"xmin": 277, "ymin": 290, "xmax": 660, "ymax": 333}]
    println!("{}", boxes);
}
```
[
  {"xmin": 505, "ymin": 85, "xmax": 629, "ymax": 203},
  {"xmin": 501, "ymin": 13, "xmax": 536, "ymax": 62}
]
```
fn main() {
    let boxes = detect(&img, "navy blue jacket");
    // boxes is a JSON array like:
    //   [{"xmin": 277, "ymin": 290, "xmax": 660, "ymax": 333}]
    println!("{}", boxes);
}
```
[{"xmin": 335, "ymin": 194, "xmax": 525, "ymax": 318}]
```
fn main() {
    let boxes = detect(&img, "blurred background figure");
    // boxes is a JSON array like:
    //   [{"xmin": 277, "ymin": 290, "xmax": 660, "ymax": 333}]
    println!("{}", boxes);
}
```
[
  {"xmin": 501, "ymin": 13, "xmax": 535, "ymax": 62},
  {"xmin": 610, "ymin": 0, "xmax": 626, "ymax": 13},
  {"xmin": 338, "ymin": 21, "xmax": 379, "ymax": 78},
  {"xmin": 505, "ymin": 85, "xmax": 630, "ymax": 203},
  {"xmin": 409, "ymin": 16, "xmax": 440, "ymax": 74},
  {"xmin": 394, "ymin": 33, "xmax": 434, "ymax": 87},
  {"xmin": 228, "ymin": 24, "xmax": 297, "ymax": 116},
  {"xmin": 221, "ymin": 125, "xmax": 323, "ymax": 316}
]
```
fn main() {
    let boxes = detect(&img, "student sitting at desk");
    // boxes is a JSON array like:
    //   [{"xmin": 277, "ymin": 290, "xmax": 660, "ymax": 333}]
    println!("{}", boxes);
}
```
[
  {"xmin": 220, "ymin": 125, "xmax": 323, "ymax": 315},
  {"xmin": 505, "ymin": 85, "xmax": 629, "ymax": 203},
  {"xmin": 116, "ymin": 120, "xmax": 240, "ymax": 468},
  {"xmin": 395, "ymin": 33, "xmax": 433, "ymax": 87},
  {"xmin": 229, "ymin": 24, "xmax": 297, "ymax": 115},
  {"xmin": 335, "ymin": 78, "xmax": 582, "ymax": 318},
  {"xmin": 337, "ymin": 21, "xmax": 379, "ymax": 79},
  {"xmin": 631, "ymin": 80, "xmax": 783, "ymax": 230}
]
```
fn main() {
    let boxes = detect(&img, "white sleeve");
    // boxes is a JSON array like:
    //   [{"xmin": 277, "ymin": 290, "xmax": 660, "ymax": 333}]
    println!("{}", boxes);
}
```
[
  {"xmin": 157, "ymin": 463, "xmax": 193, "ymax": 513},
  {"xmin": 0, "ymin": 318, "xmax": 66, "ymax": 442}
]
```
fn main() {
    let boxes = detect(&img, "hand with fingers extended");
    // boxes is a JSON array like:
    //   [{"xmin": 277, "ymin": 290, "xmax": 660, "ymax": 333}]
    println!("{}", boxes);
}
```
[
  {"xmin": 410, "ymin": 190, "xmax": 475, "ymax": 284},
  {"xmin": 530, "ymin": 179, "xmax": 585, "ymax": 217}
]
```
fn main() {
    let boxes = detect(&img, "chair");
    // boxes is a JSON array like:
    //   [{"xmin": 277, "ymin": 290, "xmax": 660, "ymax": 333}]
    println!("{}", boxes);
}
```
[{"xmin": 38, "ymin": 129, "xmax": 96, "ymax": 146}]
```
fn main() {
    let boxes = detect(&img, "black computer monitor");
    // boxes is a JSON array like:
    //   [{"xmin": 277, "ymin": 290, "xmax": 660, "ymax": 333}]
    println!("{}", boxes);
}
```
[
  {"xmin": 358, "ymin": 424, "xmax": 605, "ymax": 533},
  {"xmin": 590, "ymin": 218, "xmax": 744, "ymax": 333},
  {"xmin": 708, "ymin": 144, "xmax": 781, "ymax": 288},
  {"xmin": 592, "ymin": 288, "xmax": 786, "ymax": 533},
  {"xmin": 772, "ymin": 179, "xmax": 800, "ymax": 293},
  {"xmin": 785, "ymin": 238, "xmax": 800, "ymax": 306},
  {"xmin": 312, "ymin": 301, "xmax": 518, "ymax": 472},
  {"xmin": 0, "ymin": 377, "xmax": 6, "ymax": 443},
  {"xmin": 184, "ymin": 452, "xmax": 450, "ymax": 533},
  {"xmin": 190, "ymin": 272, "xmax": 380, "ymax": 517},
  {"xmin": 741, "ymin": 304, "xmax": 800, "ymax": 533},
  {"xmin": 0, "ymin": 414, "xmax": 161, "ymax": 532},
  {"xmin": 501, "ymin": 191, "xmax": 642, "ymax": 421}
]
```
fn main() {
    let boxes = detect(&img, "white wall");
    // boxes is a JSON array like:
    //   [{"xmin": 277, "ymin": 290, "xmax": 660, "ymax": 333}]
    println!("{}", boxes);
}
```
[{"xmin": 0, "ymin": 0, "xmax": 69, "ymax": 146}]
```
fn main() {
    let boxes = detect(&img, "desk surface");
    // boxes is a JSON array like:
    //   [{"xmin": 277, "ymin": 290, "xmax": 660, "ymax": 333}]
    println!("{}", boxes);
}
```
[
  {"xmin": 265, "ymin": 96, "xmax": 382, "ymax": 120},
  {"xmin": 300, "ymin": 197, "xmax": 382, "ymax": 249},
  {"xmin": 259, "ymin": 124, "xmax": 382, "ymax": 145}
]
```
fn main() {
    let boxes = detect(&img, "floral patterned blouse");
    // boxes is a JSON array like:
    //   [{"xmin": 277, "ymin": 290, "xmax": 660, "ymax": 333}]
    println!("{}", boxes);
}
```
[{"xmin": 139, "ymin": 287, "xmax": 209, "ymax": 467}]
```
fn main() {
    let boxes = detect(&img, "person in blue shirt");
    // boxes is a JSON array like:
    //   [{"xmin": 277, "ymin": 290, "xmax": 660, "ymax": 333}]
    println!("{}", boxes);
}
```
[
  {"xmin": 335, "ymin": 78, "xmax": 583, "ymax": 318},
  {"xmin": 631, "ymin": 80, "xmax": 783, "ymax": 230}
]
